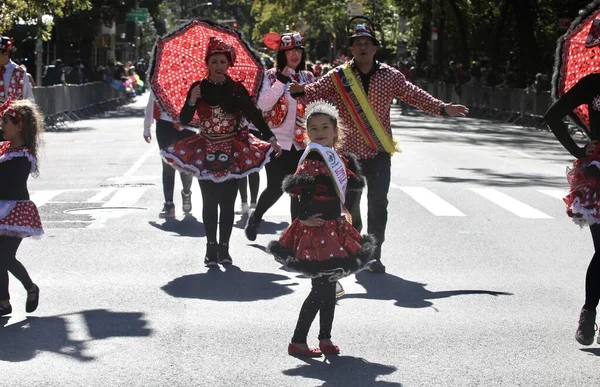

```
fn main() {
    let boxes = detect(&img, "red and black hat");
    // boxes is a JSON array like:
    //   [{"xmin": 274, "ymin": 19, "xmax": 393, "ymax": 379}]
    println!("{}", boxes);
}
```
[
  {"xmin": 348, "ymin": 24, "xmax": 379, "ymax": 46},
  {"xmin": 0, "ymin": 36, "xmax": 14, "ymax": 52},
  {"xmin": 264, "ymin": 32, "xmax": 305, "ymax": 51},
  {"xmin": 205, "ymin": 36, "xmax": 236, "ymax": 66}
]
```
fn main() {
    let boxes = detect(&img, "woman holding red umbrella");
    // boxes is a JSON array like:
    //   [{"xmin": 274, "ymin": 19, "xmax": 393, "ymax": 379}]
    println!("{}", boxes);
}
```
[
  {"xmin": 545, "ymin": 0, "xmax": 600, "ymax": 346},
  {"xmin": 162, "ymin": 37, "xmax": 282, "ymax": 267},
  {"xmin": 244, "ymin": 32, "xmax": 316, "ymax": 242}
]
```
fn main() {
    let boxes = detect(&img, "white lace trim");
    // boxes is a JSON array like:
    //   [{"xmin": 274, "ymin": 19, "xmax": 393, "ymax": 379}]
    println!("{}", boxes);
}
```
[
  {"xmin": 161, "ymin": 147, "xmax": 274, "ymax": 183},
  {"xmin": 0, "ymin": 147, "xmax": 37, "ymax": 173},
  {"xmin": 0, "ymin": 201, "xmax": 16, "ymax": 219},
  {"xmin": 569, "ymin": 197, "xmax": 600, "ymax": 227},
  {"xmin": 0, "ymin": 224, "xmax": 44, "ymax": 238}
]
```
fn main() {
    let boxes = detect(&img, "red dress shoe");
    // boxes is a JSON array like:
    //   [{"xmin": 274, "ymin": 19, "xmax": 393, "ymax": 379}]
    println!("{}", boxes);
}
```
[
  {"xmin": 319, "ymin": 342, "xmax": 340, "ymax": 355},
  {"xmin": 288, "ymin": 343, "xmax": 322, "ymax": 357}
]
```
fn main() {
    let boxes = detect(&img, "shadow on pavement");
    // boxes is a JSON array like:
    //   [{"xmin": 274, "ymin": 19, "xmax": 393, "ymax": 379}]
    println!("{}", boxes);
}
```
[
  {"xmin": 344, "ymin": 271, "xmax": 512, "ymax": 308},
  {"xmin": 0, "ymin": 309, "xmax": 151, "ymax": 362},
  {"xmin": 580, "ymin": 348, "xmax": 600, "ymax": 356},
  {"xmin": 432, "ymin": 167, "xmax": 566, "ymax": 187},
  {"xmin": 161, "ymin": 265, "xmax": 297, "ymax": 301},
  {"xmin": 233, "ymin": 215, "xmax": 289, "ymax": 234},
  {"xmin": 283, "ymin": 355, "xmax": 401, "ymax": 386},
  {"xmin": 148, "ymin": 215, "xmax": 205, "ymax": 237}
]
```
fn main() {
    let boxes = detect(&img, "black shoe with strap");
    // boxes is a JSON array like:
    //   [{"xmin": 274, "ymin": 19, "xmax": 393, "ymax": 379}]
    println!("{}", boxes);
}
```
[
  {"xmin": 576, "ymin": 308, "xmax": 597, "ymax": 345},
  {"xmin": 218, "ymin": 243, "xmax": 233, "ymax": 265},
  {"xmin": 204, "ymin": 242, "xmax": 219, "ymax": 267},
  {"xmin": 244, "ymin": 210, "xmax": 261, "ymax": 241},
  {"xmin": 26, "ymin": 284, "xmax": 40, "ymax": 313},
  {"xmin": 368, "ymin": 259, "xmax": 386, "ymax": 274},
  {"xmin": 0, "ymin": 304, "xmax": 12, "ymax": 317}
]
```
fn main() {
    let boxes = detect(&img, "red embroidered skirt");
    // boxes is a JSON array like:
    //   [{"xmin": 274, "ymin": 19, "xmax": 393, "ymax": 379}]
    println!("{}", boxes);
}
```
[
  {"xmin": 0, "ymin": 200, "xmax": 44, "ymax": 238},
  {"xmin": 268, "ymin": 216, "xmax": 376, "ymax": 281},
  {"xmin": 564, "ymin": 158, "xmax": 600, "ymax": 226},
  {"xmin": 161, "ymin": 129, "xmax": 272, "ymax": 182}
]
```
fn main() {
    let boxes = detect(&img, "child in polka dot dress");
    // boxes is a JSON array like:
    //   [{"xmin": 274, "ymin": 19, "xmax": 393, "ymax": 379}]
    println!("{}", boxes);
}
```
[
  {"xmin": 268, "ymin": 101, "xmax": 376, "ymax": 357},
  {"xmin": 0, "ymin": 99, "xmax": 43, "ymax": 317}
]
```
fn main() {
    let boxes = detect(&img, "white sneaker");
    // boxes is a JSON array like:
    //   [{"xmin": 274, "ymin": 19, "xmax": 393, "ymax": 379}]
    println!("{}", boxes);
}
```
[{"xmin": 250, "ymin": 202, "xmax": 257, "ymax": 209}]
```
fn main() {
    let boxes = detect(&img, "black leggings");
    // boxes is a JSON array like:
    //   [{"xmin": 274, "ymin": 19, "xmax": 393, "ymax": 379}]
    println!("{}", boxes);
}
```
[
  {"xmin": 0, "ymin": 236, "xmax": 34, "ymax": 301},
  {"xmin": 199, "ymin": 179, "xmax": 239, "ymax": 244},
  {"xmin": 291, "ymin": 276, "xmax": 337, "ymax": 343},
  {"xmin": 156, "ymin": 119, "xmax": 194, "ymax": 203},
  {"xmin": 238, "ymin": 173, "xmax": 260, "ymax": 204},
  {"xmin": 253, "ymin": 147, "xmax": 302, "ymax": 222},
  {"xmin": 584, "ymin": 224, "xmax": 600, "ymax": 310}
]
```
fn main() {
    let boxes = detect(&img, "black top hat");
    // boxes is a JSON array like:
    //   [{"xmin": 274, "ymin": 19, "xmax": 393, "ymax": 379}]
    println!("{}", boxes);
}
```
[
  {"xmin": 0, "ymin": 36, "xmax": 14, "ymax": 52},
  {"xmin": 347, "ymin": 17, "xmax": 380, "ymax": 46}
]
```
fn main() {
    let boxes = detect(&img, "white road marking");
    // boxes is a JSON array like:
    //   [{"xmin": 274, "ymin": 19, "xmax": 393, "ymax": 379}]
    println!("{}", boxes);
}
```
[
  {"xmin": 399, "ymin": 187, "xmax": 466, "ymax": 216},
  {"xmin": 113, "ymin": 147, "xmax": 157, "ymax": 183},
  {"xmin": 29, "ymin": 190, "xmax": 64, "ymax": 207},
  {"xmin": 471, "ymin": 188, "xmax": 552, "ymax": 219},
  {"xmin": 87, "ymin": 187, "xmax": 117, "ymax": 203},
  {"xmin": 102, "ymin": 187, "xmax": 147, "ymax": 208},
  {"xmin": 538, "ymin": 189, "xmax": 568, "ymax": 200}
]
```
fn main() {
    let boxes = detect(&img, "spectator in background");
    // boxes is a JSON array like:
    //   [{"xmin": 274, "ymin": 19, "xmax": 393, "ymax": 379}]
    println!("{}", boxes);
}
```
[
  {"xmin": 42, "ymin": 59, "xmax": 66, "ymax": 86},
  {"xmin": 0, "ymin": 36, "xmax": 34, "ymax": 102},
  {"xmin": 135, "ymin": 58, "xmax": 147, "ymax": 84},
  {"xmin": 20, "ymin": 65, "xmax": 35, "ymax": 87}
]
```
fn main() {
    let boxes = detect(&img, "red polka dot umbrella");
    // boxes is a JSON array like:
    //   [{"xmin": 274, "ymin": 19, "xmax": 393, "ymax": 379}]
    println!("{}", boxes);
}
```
[
  {"xmin": 552, "ymin": 0, "xmax": 600, "ymax": 133},
  {"xmin": 149, "ymin": 19, "xmax": 264, "ymax": 128}
]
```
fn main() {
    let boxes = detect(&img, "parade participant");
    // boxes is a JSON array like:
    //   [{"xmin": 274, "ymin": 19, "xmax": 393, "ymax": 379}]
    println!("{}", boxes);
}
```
[
  {"xmin": 0, "ymin": 99, "xmax": 44, "ymax": 316},
  {"xmin": 237, "ymin": 172, "xmax": 260, "ymax": 215},
  {"xmin": 546, "ymin": 74, "xmax": 600, "ymax": 345},
  {"xmin": 268, "ymin": 100, "xmax": 375, "ymax": 357},
  {"xmin": 162, "ymin": 37, "xmax": 282, "ymax": 267},
  {"xmin": 144, "ymin": 91, "xmax": 195, "ymax": 218},
  {"xmin": 289, "ymin": 24, "xmax": 468, "ymax": 273},
  {"xmin": 244, "ymin": 32, "xmax": 316, "ymax": 241},
  {"xmin": 0, "ymin": 36, "xmax": 34, "ymax": 105}
]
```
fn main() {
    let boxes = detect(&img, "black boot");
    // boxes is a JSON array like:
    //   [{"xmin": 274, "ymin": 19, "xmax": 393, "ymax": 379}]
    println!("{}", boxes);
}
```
[
  {"xmin": 576, "ymin": 308, "xmax": 597, "ymax": 345},
  {"xmin": 218, "ymin": 242, "xmax": 233, "ymax": 265},
  {"xmin": 204, "ymin": 242, "xmax": 218, "ymax": 267}
]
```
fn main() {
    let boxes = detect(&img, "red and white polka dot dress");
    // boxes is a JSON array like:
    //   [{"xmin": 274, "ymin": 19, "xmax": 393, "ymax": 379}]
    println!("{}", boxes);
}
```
[{"xmin": 0, "ymin": 142, "xmax": 43, "ymax": 238}]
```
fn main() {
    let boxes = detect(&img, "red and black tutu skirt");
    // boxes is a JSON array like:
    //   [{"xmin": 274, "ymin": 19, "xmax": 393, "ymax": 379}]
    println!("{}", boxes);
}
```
[
  {"xmin": 0, "ymin": 200, "xmax": 44, "ymax": 238},
  {"xmin": 564, "ymin": 157, "xmax": 600, "ymax": 227},
  {"xmin": 161, "ymin": 127, "xmax": 273, "ymax": 182},
  {"xmin": 267, "ymin": 216, "xmax": 376, "ymax": 281}
]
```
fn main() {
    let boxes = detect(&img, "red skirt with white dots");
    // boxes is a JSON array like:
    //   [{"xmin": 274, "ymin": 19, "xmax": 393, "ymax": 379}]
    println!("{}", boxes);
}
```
[
  {"xmin": 267, "ymin": 216, "xmax": 376, "ymax": 281},
  {"xmin": 0, "ymin": 200, "xmax": 44, "ymax": 238}
]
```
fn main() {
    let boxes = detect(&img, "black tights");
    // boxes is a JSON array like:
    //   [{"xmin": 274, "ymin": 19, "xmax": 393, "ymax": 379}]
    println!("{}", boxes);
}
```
[
  {"xmin": 156, "ymin": 119, "xmax": 194, "ymax": 203},
  {"xmin": 238, "ymin": 172, "xmax": 260, "ymax": 204},
  {"xmin": 291, "ymin": 276, "xmax": 337, "ymax": 343},
  {"xmin": 253, "ymin": 147, "xmax": 302, "ymax": 222},
  {"xmin": 199, "ymin": 179, "xmax": 239, "ymax": 244},
  {"xmin": 584, "ymin": 224, "xmax": 600, "ymax": 310},
  {"xmin": 0, "ymin": 236, "xmax": 34, "ymax": 301}
]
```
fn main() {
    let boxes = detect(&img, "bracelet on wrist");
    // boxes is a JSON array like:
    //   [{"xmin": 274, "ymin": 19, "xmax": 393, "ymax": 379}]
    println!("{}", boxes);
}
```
[{"xmin": 187, "ymin": 99, "xmax": 196, "ymax": 106}]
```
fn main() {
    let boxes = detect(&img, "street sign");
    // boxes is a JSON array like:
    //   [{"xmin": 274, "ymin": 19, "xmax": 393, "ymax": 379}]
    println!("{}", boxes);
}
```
[
  {"xmin": 431, "ymin": 27, "xmax": 438, "ymax": 41},
  {"xmin": 347, "ymin": 3, "xmax": 363, "ymax": 17},
  {"xmin": 126, "ymin": 8, "xmax": 149, "ymax": 22}
]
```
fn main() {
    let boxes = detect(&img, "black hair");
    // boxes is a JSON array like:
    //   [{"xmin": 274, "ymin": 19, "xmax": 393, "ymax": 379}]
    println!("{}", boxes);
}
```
[{"xmin": 276, "ymin": 49, "xmax": 306, "ymax": 72}]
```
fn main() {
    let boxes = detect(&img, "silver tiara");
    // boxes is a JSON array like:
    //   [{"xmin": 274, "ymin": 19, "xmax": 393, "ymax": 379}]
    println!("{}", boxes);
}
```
[{"xmin": 305, "ymin": 100, "xmax": 339, "ymax": 121}]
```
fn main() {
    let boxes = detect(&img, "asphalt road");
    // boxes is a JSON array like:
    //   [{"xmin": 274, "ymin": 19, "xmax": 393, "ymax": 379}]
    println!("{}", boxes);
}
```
[{"xmin": 1, "ymin": 95, "xmax": 597, "ymax": 387}]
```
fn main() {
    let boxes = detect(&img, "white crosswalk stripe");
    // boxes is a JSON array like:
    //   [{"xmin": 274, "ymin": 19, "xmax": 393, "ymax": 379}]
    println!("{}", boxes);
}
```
[
  {"xmin": 398, "ymin": 187, "xmax": 466, "ymax": 216},
  {"xmin": 538, "ymin": 189, "xmax": 568, "ymax": 200},
  {"xmin": 30, "ymin": 190, "xmax": 64, "ymax": 207},
  {"xmin": 470, "ymin": 188, "xmax": 553, "ymax": 219}
]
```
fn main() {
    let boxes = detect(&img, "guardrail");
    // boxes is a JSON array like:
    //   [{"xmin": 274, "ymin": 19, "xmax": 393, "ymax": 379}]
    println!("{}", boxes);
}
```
[
  {"xmin": 32, "ymin": 82, "xmax": 129, "ymax": 129},
  {"xmin": 414, "ymin": 81, "xmax": 553, "ymax": 129}
]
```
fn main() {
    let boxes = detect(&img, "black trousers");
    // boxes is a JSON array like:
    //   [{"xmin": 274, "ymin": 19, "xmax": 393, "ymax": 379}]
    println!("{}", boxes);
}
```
[
  {"xmin": 238, "ymin": 172, "xmax": 260, "ymax": 204},
  {"xmin": 291, "ymin": 276, "xmax": 337, "ymax": 343},
  {"xmin": 156, "ymin": 119, "xmax": 194, "ymax": 203},
  {"xmin": 253, "ymin": 147, "xmax": 302, "ymax": 222},
  {"xmin": 584, "ymin": 224, "xmax": 600, "ymax": 310},
  {"xmin": 0, "ymin": 236, "xmax": 33, "ymax": 300},
  {"xmin": 199, "ymin": 179, "xmax": 239, "ymax": 244},
  {"xmin": 345, "ymin": 152, "xmax": 391, "ymax": 260}
]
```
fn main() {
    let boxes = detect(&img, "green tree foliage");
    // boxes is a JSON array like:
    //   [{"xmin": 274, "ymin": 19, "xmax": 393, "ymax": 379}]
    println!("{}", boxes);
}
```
[{"xmin": 0, "ymin": 0, "xmax": 91, "ymax": 38}]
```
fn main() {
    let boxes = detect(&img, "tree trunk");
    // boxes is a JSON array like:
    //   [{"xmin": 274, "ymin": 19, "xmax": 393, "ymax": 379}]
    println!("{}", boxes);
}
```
[
  {"xmin": 490, "ymin": 0, "xmax": 510, "ymax": 70},
  {"xmin": 510, "ymin": 0, "xmax": 540, "ymax": 87},
  {"xmin": 447, "ymin": 0, "xmax": 470, "ymax": 68}
]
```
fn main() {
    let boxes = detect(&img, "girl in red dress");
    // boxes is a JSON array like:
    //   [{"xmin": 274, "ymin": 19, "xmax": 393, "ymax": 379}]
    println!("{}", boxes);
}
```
[
  {"xmin": 161, "ymin": 37, "xmax": 282, "ymax": 266},
  {"xmin": 0, "ymin": 99, "xmax": 43, "ymax": 316},
  {"xmin": 268, "ymin": 100, "xmax": 375, "ymax": 357}
]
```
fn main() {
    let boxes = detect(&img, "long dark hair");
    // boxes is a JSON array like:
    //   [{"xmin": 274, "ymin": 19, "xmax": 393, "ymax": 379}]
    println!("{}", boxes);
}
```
[{"xmin": 276, "ymin": 49, "xmax": 306, "ymax": 72}]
